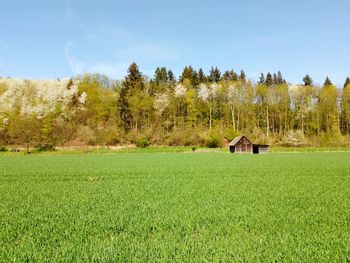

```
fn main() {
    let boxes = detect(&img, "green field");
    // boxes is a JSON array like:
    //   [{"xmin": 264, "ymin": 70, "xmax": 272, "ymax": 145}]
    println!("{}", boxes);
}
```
[{"xmin": 0, "ymin": 152, "xmax": 349, "ymax": 262}]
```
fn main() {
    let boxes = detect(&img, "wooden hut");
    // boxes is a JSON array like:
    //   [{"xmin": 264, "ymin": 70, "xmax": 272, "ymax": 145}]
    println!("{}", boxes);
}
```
[
  {"xmin": 228, "ymin": 135, "xmax": 253, "ymax": 153},
  {"xmin": 229, "ymin": 135, "xmax": 269, "ymax": 154}
]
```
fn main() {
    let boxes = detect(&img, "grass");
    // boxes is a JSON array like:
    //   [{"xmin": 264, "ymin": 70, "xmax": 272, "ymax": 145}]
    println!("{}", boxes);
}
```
[{"xmin": 0, "ymin": 152, "xmax": 349, "ymax": 261}]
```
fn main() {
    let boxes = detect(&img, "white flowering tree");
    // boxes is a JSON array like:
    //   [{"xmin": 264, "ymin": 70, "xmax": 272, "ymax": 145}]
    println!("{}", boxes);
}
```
[
  {"xmin": 198, "ymin": 83, "xmax": 219, "ymax": 130},
  {"xmin": 0, "ymin": 78, "xmax": 87, "ymax": 148},
  {"xmin": 154, "ymin": 93, "xmax": 169, "ymax": 115},
  {"xmin": 172, "ymin": 83, "xmax": 187, "ymax": 129},
  {"xmin": 0, "ymin": 78, "xmax": 86, "ymax": 119}
]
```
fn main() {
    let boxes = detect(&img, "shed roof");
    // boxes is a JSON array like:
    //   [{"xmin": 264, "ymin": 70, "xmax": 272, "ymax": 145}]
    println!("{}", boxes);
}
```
[{"xmin": 228, "ymin": 135, "xmax": 253, "ymax": 146}]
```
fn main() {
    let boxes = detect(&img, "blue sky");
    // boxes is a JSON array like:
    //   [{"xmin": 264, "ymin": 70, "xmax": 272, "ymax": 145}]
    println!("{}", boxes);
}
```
[{"xmin": 0, "ymin": 0, "xmax": 349, "ymax": 85}]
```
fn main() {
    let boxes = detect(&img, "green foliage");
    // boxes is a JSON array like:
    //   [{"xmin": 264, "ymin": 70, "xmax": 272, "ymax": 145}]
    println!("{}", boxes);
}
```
[
  {"xmin": 323, "ymin": 76, "xmax": 333, "ymax": 86},
  {"xmin": 0, "ymin": 146, "xmax": 7, "ymax": 152},
  {"xmin": 34, "ymin": 144, "xmax": 55, "ymax": 152},
  {"xmin": 206, "ymin": 132, "xmax": 223, "ymax": 148},
  {"xmin": 208, "ymin": 66, "xmax": 221, "ymax": 83},
  {"xmin": 344, "ymin": 77, "xmax": 350, "ymax": 89},
  {"xmin": 0, "ymin": 153, "xmax": 349, "ymax": 261},
  {"xmin": 303, "ymin": 74, "xmax": 313, "ymax": 86},
  {"xmin": 135, "ymin": 137, "xmax": 151, "ymax": 148},
  {"xmin": 2, "ymin": 64, "xmax": 350, "ymax": 149}
]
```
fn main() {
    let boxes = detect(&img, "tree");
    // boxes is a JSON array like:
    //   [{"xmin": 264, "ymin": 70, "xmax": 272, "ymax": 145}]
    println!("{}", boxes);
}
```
[
  {"xmin": 167, "ymin": 69, "xmax": 176, "ymax": 83},
  {"xmin": 343, "ymin": 77, "xmax": 350, "ymax": 89},
  {"xmin": 277, "ymin": 71, "xmax": 284, "ymax": 84},
  {"xmin": 154, "ymin": 67, "xmax": 168, "ymax": 84},
  {"xmin": 258, "ymin": 73, "xmax": 265, "ymax": 84},
  {"xmin": 319, "ymin": 83, "xmax": 338, "ymax": 133},
  {"xmin": 118, "ymin": 62, "xmax": 145, "ymax": 131},
  {"xmin": 8, "ymin": 114, "xmax": 41, "ymax": 153},
  {"xmin": 198, "ymin": 68, "xmax": 207, "ymax": 83},
  {"xmin": 303, "ymin": 75, "xmax": 313, "ymax": 86},
  {"xmin": 323, "ymin": 77, "xmax": 332, "ymax": 87},
  {"xmin": 265, "ymin": 72, "xmax": 273, "ymax": 86},
  {"xmin": 239, "ymin": 70, "xmax": 246, "ymax": 83},
  {"xmin": 223, "ymin": 70, "xmax": 238, "ymax": 81},
  {"xmin": 208, "ymin": 66, "xmax": 221, "ymax": 83},
  {"xmin": 198, "ymin": 83, "xmax": 219, "ymax": 130},
  {"xmin": 273, "ymin": 73, "xmax": 278, "ymax": 85},
  {"xmin": 180, "ymin": 66, "xmax": 195, "ymax": 83},
  {"xmin": 341, "ymin": 80, "xmax": 350, "ymax": 134}
]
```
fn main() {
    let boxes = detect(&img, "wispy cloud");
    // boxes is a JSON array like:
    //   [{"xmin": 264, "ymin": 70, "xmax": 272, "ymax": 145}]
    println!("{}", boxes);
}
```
[
  {"xmin": 64, "ymin": 23, "xmax": 184, "ymax": 78},
  {"xmin": 65, "ymin": 41, "xmax": 131, "ymax": 78},
  {"xmin": 65, "ymin": 41, "xmax": 84, "ymax": 75}
]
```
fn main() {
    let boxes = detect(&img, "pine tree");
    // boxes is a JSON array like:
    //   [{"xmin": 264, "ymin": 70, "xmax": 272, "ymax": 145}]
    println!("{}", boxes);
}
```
[
  {"xmin": 154, "ymin": 67, "xmax": 168, "ymax": 84},
  {"xmin": 323, "ymin": 77, "xmax": 332, "ymax": 87},
  {"xmin": 303, "ymin": 75, "xmax": 313, "ymax": 86},
  {"xmin": 277, "ymin": 71, "xmax": 283, "ymax": 84},
  {"xmin": 272, "ymin": 73, "xmax": 278, "ymax": 85},
  {"xmin": 208, "ymin": 66, "xmax": 221, "ymax": 83},
  {"xmin": 198, "ymin": 68, "xmax": 207, "ymax": 83},
  {"xmin": 223, "ymin": 70, "xmax": 237, "ymax": 81},
  {"xmin": 167, "ymin": 69, "xmax": 176, "ymax": 83},
  {"xmin": 180, "ymin": 66, "xmax": 195, "ymax": 83},
  {"xmin": 239, "ymin": 70, "xmax": 246, "ymax": 83},
  {"xmin": 344, "ymin": 77, "xmax": 350, "ymax": 88},
  {"xmin": 232, "ymin": 71, "xmax": 238, "ymax": 81},
  {"xmin": 265, "ymin": 72, "xmax": 273, "ymax": 86},
  {"xmin": 258, "ymin": 73, "xmax": 265, "ymax": 84},
  {"xmin": 118, "ymin": 62, "xmax": 144, "ymax": 131}
]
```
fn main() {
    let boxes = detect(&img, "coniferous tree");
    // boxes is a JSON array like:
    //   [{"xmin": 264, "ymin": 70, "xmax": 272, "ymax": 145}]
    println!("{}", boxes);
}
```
[
  {"xmin": 344, "ymin": 77, "xmax": 350, "ymax": 88},
  {"xmin": 118, "ymin": 62, "xmax": 144, "ymax": 131},
  {"xmin": 277, "ymin": 71, "xmax": 284, "ymax": 84},
  {"xmin": 303, "ymin": 75, "xmax": 313, "ymax": 86},
  {"xmin": 265, "ymin": 72, "xmax": 273, "ymax": 86},
  {"xmin": 323, "ymin": 77, "xmax": 332, "ymax": 87},
  {"xmin": 223, "ymin": 70, "xmax": 237, "ymax": 81},
  {"xmin": 167, "ymin": 69, "xmax": 176, "ymax": 83},
  {"xmin": 272, "ymin": 73, "xmax": 278, "ymax": 85},
  {"xmin": 232, "ymin": 71, "xmax": 238, "ymax": 81},
  {"xmin": 258, "ymin": 73, "xmax": 265, "ymax": 84},
  {"xmin": 154, "ymin": 67, "xmax": 168, "ymax": 84},
  {"xmin": 198, "ymin": 68, "xmax": 207, "ymax": 83},
  {"xmin": 208, "ymin": 66, "xmax": 221, "ymax": 83},
  {"xmin": 239, "ymin": 70, "xmax": 246, "ymax": 83},
  {"xmin": 180, "ymin": 66, "xmax": 195, "ymax": 83}
]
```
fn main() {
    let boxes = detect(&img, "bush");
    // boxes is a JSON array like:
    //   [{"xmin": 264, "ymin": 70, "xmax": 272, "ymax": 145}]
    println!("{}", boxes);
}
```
[
  {"xmin": 0, "ymin": 146, "xmax": 7, "ymax": 152},
  {"xmin": 206, "ymin": 133, "xmax": 222, "ymax": 148},
  {"xmin": 34, "ymin": 144, "xmax": 56, "ymax": 152},
  {"xmin": 135, "ymin": 137, "xmax": 151, "ymax": 148},
  {"xmin": 282, "ymin": 130, "xmax": 305, "ymax": 146}
]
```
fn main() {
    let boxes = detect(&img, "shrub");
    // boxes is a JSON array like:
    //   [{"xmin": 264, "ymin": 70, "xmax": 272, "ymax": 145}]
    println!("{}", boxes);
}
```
[
  {"xmin": 0, "ymin": 146, "xmax": 7, "ymax": 152},
  {"xmin": 206, "ymin": 133, "xmax": 222, "ymax": 148},
  {"xmin": 135, "ymin": 137, "xmax": 151, "ymax": 148},
  {"xmin": 34, "ymin": 144, "xmax": 56, "ymax": 152},
  {"xmin": 282, "ymin": 130, "xmax": 305, "ymax": 146}
]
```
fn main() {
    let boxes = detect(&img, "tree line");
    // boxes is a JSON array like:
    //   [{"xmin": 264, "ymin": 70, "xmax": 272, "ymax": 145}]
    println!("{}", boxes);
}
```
[{"xmin": 1, "ymin": 63, "xmax": 350, "ymax": 150}]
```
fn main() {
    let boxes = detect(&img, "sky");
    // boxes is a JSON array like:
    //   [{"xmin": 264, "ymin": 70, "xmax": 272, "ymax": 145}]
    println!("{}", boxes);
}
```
[{"xmin": 0, "ymin": 0, "xmax": 349, "ymax": 85}]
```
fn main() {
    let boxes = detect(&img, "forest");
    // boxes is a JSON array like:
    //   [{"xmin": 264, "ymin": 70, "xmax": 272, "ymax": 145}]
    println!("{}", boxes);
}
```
[{"xmin": 1, "ymin": 63, "xmax": 350, "ymax": 150}]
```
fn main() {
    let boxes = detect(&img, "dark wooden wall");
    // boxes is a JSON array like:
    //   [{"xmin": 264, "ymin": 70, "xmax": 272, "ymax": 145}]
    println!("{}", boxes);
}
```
[{"xmin": 235, "ymin": 137, "xmax": 253, "ymax": 153}]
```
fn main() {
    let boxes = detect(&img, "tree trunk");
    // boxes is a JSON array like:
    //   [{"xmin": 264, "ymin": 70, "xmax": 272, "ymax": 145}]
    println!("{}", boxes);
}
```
[
  {"xmin": 231, "ymin": 105, "xmax": 236, "ymax": 131},
  {"xmin": 266, "ymin": 105, "xmax": 269, "ymax": 138}
]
